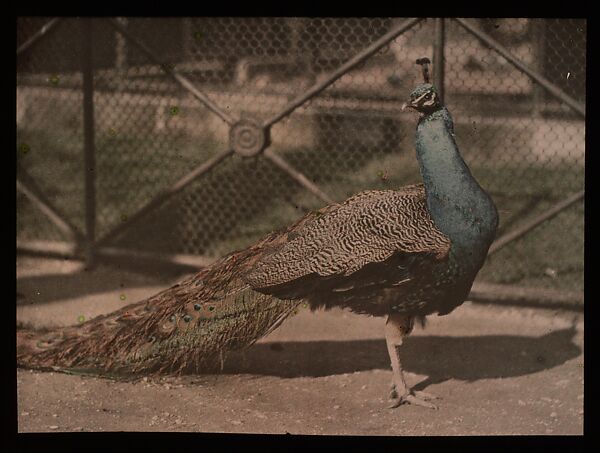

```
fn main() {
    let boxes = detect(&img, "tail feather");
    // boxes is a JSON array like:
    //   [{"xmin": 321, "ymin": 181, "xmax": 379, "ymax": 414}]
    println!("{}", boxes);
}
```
[
  {"xmin": 17, "ymin": 205, "xmax": 331, "ymax": 376},
  {"xmin": 17, "ymin": 253, "xmax": 301, "ymax": 376}
]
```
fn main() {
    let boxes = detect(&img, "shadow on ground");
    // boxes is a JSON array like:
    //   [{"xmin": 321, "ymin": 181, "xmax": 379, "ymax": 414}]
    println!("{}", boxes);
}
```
[
  {"xmin": 223, "ymin": 327, "xmax": 580, "ymax": 385},
  {"xmin": 16, "ymin": 258, "xmax": 195, "ymax": 306}
]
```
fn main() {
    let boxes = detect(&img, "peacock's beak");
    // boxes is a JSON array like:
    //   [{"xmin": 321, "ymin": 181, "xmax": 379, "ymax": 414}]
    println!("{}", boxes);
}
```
[{"xmin": 402, "ymin": 101, "xmax": 416, "ymax": 111}]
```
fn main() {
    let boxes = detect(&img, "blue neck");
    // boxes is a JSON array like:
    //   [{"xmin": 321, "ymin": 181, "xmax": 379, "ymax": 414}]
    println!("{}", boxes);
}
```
[{"xmin": 414, "ymin": 108, "xmax": 498, "ymax": 266}]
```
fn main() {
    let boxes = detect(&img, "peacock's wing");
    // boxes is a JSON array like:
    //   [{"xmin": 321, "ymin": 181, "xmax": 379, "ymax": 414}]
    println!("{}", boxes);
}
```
[
  {"xmin": 243, "ymin": 184, "xmax": 452, "ymax": 305},
  {"xmin": 17, "ymin": 184, "xmax": 451, "ymax": 375}
]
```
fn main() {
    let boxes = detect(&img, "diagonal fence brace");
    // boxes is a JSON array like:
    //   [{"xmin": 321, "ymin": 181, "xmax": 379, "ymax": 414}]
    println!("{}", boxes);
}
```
[
  {"xmin": 454, "ymin": 18, "xmax": 585, "ymax": 118},
  {"xmin": 488, "ymin": 190, "xmax": 584, "ymax": 255},
  {"xmin": 17, "ymin": 163, "xmax": 84, "ymax": 243},
  {"xmin": 262, "ymin": 17, "xmax": 423, "ymax": 128},
  {"xmin": 17, "ymin": 18, "xmax": 62, "ymax": 57},
  {"xmin": 105, "ymin": 18, "xmax": 236, "ymax": 126},
  {"xmin": 264, "ymin": 149, "xmax": 335, "ymax": 205},
  {"xmin": 96, "ymin": 149, "xmax": 234, "ymax": 247}
]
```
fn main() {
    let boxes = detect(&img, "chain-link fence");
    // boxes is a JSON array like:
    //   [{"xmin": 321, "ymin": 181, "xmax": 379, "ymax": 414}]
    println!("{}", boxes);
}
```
[{"xmin": 16, "ymin": 17, "xmax": 585, "ymax": 303}]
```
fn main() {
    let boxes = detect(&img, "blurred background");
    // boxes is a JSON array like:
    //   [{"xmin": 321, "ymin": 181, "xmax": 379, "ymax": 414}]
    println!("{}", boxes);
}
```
[{"xmin": 16, "ymin": 17, "xmax": 585, "ymax": 307}]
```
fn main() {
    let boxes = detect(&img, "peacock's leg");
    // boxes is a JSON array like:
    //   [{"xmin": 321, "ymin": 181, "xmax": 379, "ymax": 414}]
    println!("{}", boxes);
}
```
[{"xmin": 385, "ymin": 313, "xmax": 439, "ymax": 409}]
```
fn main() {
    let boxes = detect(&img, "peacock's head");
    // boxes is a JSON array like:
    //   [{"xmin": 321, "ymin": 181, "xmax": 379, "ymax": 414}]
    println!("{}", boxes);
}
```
[{"xmin": 402, "ymin": 83, "xmax": 442, "ymax": 115}]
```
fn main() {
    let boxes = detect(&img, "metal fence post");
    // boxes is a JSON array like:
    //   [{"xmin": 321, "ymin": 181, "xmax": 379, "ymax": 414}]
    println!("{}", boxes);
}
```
[
  {"xmin": 115, "ymin": 17, "xmax": 128, "ymax": 73},
  {"xmin": 82, "ymin": 18, "xmax": 97, "ymax": 268},
  {"xmin": 433, "ymin": 18, "xmax": 445, "ymax": 103},
  {"xmin": 532, "ymin": 19, "xmax": 546, "ymax": 118}
]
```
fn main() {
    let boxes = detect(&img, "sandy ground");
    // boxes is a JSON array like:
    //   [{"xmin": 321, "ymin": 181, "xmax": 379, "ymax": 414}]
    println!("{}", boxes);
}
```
[{"xmin": 16, "ymin": 256, "xmax": 584, "ymax": 435}]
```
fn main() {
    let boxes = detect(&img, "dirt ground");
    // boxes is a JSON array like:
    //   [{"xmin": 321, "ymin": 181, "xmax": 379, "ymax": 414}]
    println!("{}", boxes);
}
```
[{"xmin": 16, "ymin": 256, "xmax": 584, "ymax": 435}]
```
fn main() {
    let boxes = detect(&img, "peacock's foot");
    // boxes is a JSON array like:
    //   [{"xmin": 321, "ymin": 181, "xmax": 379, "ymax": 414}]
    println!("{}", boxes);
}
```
[{"xmin": 389, "ymin": 384, "xmax": 439, "ymax": 409}]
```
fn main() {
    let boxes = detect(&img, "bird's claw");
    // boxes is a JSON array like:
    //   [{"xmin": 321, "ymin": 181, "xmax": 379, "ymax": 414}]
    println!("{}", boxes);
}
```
[{"xmin": 388, "ymin": 387, "xmax": 440, "ymax": 410}]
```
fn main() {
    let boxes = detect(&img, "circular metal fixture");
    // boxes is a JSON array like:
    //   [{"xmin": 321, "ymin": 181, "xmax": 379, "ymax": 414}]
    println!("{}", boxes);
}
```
[{"xmin": 229, "ymin": 119, "xmax": 269, "ymax": 157}]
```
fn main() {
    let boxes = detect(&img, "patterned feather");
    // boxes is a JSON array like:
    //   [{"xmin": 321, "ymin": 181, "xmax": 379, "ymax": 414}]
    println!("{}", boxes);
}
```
[
  {"xmin": 17, "ymin": 184, "xmax": 452, "ymax": 375},
  {"xmin": 244, "ymin": 184, "xmax": 455, "ymax": 315},
  {"xmin": 17, "ymin": 223, "xmax": 304, "ymax": 376},
  {"xmin": 246, "ymin": 184, "xmax": 450, "ymax": 287}
]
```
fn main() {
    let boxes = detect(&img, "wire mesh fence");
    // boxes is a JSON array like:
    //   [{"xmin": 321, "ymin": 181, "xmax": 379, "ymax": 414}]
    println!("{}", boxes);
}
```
[{"xmin": 16, "ymin": 17, "xmax": 585, "ymax": 298}]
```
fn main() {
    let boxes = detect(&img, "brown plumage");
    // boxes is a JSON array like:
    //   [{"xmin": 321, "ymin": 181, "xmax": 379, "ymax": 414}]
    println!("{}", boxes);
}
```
[
  {"xmin": 17, "ymin": 183, "xmax": 448, "ymax": 377},
  {"xmin": 246, "ymin": 184, "xmax": 452, "ymax": 316}
]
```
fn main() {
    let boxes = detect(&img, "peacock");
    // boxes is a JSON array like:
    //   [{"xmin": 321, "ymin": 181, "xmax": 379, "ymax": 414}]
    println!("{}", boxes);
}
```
[{"xmin": 17, "ymin": 58, "xmax": 498, "ymax": 410}]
